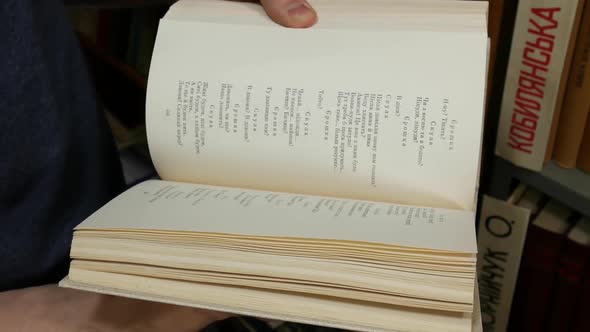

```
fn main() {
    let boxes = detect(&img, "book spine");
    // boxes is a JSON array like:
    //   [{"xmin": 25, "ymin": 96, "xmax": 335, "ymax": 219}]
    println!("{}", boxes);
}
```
[
  {"xmin": 476, "ymin": 195, "xmax": 532, "ymax": 332},
  {"xmin": 576, "ymin": 114, "xmax": 590, "ymax": 173},
  {"xmin": 547, "ymin": 240, "xmax": 590, "ymax": 331},
  {"xmin": 507, "ymin": 232, "xmax": 534, "ymax": 331},
  {"xmin": 544, "ymin": 0, "xmax": 586, "ymax": 165},
  {"xmin": 553, "ymin": 2, "xmax": 590, "ymax": 168},
  {"xmin": 495, "ymin": 0, "xmax": 584, "ymax": 171},
  {"xmin": 572, "ymin": 268, "xmax": 590, "ymax": 331},
  {"xmin": 520, "ymin": 226, "xmax": 567, "ymax": 331},
  {"xmin": 485, "ymin": 0, "xmax": 506, "ymax": 113}
]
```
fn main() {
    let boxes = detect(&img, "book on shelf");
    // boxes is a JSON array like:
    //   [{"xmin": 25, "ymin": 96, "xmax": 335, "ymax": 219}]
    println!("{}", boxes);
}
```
[
  {"xmin": 478, "ymin": 182, "xmax": 590, "ymax": 332},
  {"xmin": 508, "ymin": 199, "xmax": 575, "ymax": 331},
  {"xmin": 58, "ymin": 1, "xmax": 490, "ymax": 331},
  {"xmin": 483, "ymin": 0, "xmax": 506, "ymax": 112},
  {"xmin": 572, "ymin": 240, "xmax": 590, "ymax": 332},
  {"xmin": 552, "ymin": 1, "xmax": 590, "ymax": 168},
  {"xmin": 577, "ymin": 114, "xmax": 590, "ymax": 173},
  {"xmin": 547, "ymin": 216, "xmax": 590, "ymax": 331},
  {"xmin": 495, "ymin": 0, "xmax": 586, "ymax": 171},
  {"xmin": 476, "ymin": 184, "xmax": 544, "ymax": 332}
]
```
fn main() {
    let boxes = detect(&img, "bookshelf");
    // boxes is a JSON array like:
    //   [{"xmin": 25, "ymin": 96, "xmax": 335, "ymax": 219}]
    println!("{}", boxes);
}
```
[{"xmin": 489, "ymin": 156, "xmax": 590, "ymax": 218}]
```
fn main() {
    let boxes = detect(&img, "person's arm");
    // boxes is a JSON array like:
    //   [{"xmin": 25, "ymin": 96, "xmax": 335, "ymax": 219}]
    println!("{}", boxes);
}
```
[
  {"xmin": 0, "ymin": 284, "xmax": 230, "ymax": 332},
  {"xmin": 0, "ymin": 1, "xmax": 316, "ymax": 331}
]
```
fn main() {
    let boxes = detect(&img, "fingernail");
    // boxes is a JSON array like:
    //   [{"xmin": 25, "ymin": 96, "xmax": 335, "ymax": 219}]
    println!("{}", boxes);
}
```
[{"xmin": 286, "ymin": 0, "xmax": 316, "ymax": 21}]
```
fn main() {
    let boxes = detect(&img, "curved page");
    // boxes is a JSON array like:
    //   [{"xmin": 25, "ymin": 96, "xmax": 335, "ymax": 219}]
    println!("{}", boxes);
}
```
[
  {"xmin": 76, "ymin": 180, "xmax": 477, "ymax": 254},
  {"xmin": 145, "ymin": 19, "xmax": 488, "ymax": 210}
]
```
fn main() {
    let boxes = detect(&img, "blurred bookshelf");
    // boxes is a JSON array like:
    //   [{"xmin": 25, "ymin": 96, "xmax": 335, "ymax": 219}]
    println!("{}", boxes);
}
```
[{"xmin": 490, "ymin": 156, "xmax": 590, "ymax": 218}]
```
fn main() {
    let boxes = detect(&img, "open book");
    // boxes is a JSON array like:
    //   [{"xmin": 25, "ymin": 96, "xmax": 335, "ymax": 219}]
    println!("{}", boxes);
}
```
[{"xmin": 60, "ymin": 1, "xmax": 489, "ymax": 331}]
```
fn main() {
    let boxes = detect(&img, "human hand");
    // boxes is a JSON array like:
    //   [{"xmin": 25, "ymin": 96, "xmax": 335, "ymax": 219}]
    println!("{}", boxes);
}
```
[
  {"xmin": 0, "ymin": 284, "xmax": 229, "ymax": 332},
  {"xmin": 246, "ymin": 0, "xmax": 318, "ymax": 28}
]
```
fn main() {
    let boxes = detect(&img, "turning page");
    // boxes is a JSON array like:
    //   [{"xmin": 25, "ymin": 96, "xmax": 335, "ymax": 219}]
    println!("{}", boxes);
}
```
[
  {"xmin": 145, "ymin": 1, "xmax": 488, "ymax": 211},
  {"xmin": 76, "ymin": 180, "xmax": 477, "ymax": 253}
]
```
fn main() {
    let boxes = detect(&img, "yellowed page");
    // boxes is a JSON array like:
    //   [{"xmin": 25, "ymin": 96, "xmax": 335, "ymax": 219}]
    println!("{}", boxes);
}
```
[
  {"xmin": 63, "ymin": 270, "xmax": 473, "ymax": 332},
  {"xmin": 71, "ymin": 238, "xmax": 474, "ymax": 306},
  {"xmin": 146, "ymin": 17, "xmax": 488, "ymax": 210},
  {"xmin": 70, "ymin": 261, "xmax": 472, "ymax": 312},
  {"xmin": 76, "ymin": 180, "xmax": 476, "ymax": 253}
]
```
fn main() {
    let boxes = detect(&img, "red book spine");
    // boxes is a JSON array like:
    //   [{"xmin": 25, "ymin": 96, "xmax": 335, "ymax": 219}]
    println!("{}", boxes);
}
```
[
  {"xmin": 572, "ymin": 265, "xmax": 590, "ymax": 332},
  {"xmin": 521, "ymin": 226, "xmax": 567, "ymax": 331},
  {"xmin": 547, "ymin": 240, "xmax": 590, "ymax": 331},
  {"xmin": 508, "ymin": 241, "xmax": 533, "ymax": 331}
]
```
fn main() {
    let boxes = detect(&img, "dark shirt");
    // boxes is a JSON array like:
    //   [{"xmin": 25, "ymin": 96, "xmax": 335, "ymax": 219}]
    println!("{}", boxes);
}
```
[{"xmin": 0, "ymin": 0, "xmax": 125, "ymax": 291}]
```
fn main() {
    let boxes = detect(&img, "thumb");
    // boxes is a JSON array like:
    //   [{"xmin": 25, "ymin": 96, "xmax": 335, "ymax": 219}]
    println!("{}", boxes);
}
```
[{"xmin": 259, "ymin": 0, "xmax": 318, "ymax": 28}]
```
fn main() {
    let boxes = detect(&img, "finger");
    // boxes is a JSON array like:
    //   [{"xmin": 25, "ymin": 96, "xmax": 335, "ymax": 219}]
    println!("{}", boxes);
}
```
[{"xmin": 259, "ymin": 0, "xmax": 318, "ymax": 28}]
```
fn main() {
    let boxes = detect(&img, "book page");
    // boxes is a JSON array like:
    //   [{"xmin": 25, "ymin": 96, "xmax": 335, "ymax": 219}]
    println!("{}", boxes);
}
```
[
  {"xmin": 164, "ymin": 0, "xmax": 488, "ymax": 32},
  {"xmin": 77, "ymin": 180, "xmax": 477, "ymax": 253},
  {"xmin": 146, "ymin": 19, "xmax": 488, "ymax": 211},
  {"xmin": 61, "ymin": 272, "xmax": 474, "ymax": 332}
]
